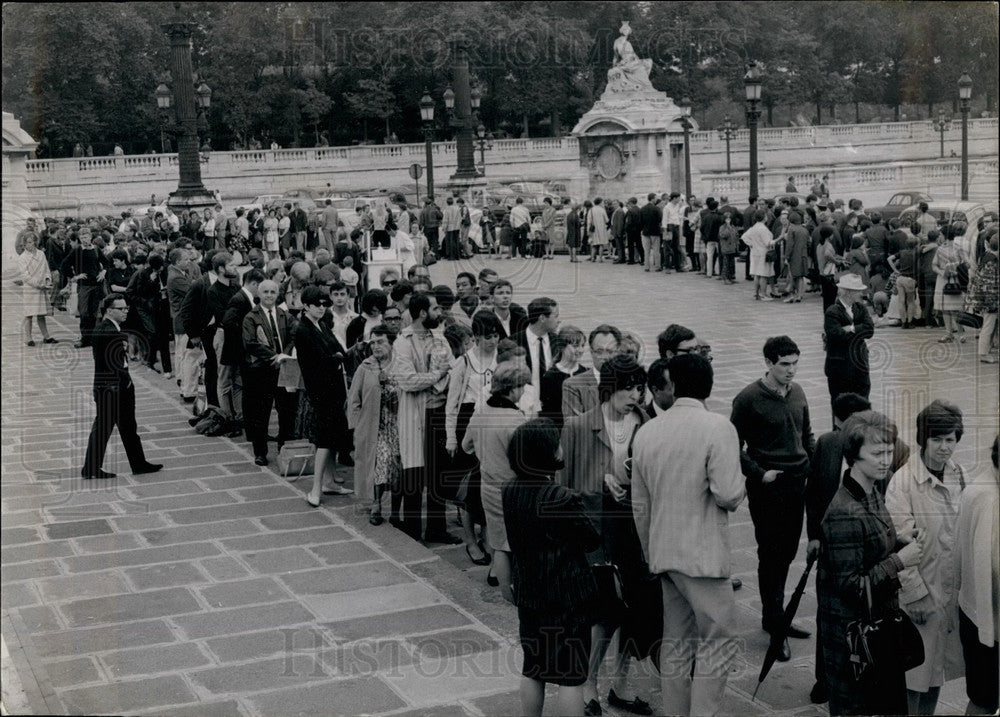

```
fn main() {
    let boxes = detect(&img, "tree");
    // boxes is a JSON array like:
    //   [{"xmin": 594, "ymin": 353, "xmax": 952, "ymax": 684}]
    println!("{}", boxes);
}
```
[
  {"xmin": 295, "ymin": 80, "xmax": 333, "ymax": 145},
  {"xmin": 344, "ymin": 78, "xmax": 395, "ymax": 141}
]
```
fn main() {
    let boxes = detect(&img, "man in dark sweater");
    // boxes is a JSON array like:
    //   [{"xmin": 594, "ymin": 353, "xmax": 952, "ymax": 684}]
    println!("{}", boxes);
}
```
[
  {"xmin": 60, "ymin": 226, "xmax": 108, "ymax": 348},
  {"xmin": 179, "ymin": 251, "xmax": 239, "ymax": 408},
  {"xmin": 730, "ymin": 335, "xmax": 815, "ymax": 662},
  {"xmin": 638, "ymin": 192, "xmax": 663, "ymax": 272}
]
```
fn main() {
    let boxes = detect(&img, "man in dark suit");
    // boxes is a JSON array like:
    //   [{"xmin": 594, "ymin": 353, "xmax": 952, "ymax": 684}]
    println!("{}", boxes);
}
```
[
  {"xmin": 178, "ymin": 251, "xmax": 238, "ymax": 408},
  {"xmin": 561, "ymin": 324, "xmax": 621, "ymax": 421},
  {"xmin": 220, "ymin": 269, "xmax": 264, "ymax": 434},
  {"xmin": 510, "ymin": 297, "xmax": 560, "ymax": 400},
  {"xmin": 823, "ymin": 273, "xmax": 875, "ymax": 409},
  {"xmin": 81, "ymin": 294, "xmax": 162, "ymax": 479},
  {"xmin": 638, "ymin": 192, "xmax": 663, "ymax": 272},
  {"xmin": 644, "ymin": 357, "xmax": 675, "ymax": 419},
  {"xmin": 60, "ymin": 226, "xmax": 107, "ymax": 348},
  {"xmin": 242, "ymin": 279, "xmax": 297, "ymax": 465},
  {"xmin": 489, "ymin": 279, "xmax": 527, "ymax": 339}
]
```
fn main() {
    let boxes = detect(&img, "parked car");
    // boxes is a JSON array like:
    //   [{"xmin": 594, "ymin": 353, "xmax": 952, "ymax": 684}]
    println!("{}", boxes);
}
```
[
  {"xmin": 871, "ymin": 191, "xmax": 933, "ymax": 221},
  {"xmin": 898, "ymin": 200, "xmax": 986, "ymax": 262}
]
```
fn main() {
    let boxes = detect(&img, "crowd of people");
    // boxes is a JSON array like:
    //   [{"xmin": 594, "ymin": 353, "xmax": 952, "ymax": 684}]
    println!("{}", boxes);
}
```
[{"xmin": 11, "ymin": 185, "xmax": 999, "ymax": 717}]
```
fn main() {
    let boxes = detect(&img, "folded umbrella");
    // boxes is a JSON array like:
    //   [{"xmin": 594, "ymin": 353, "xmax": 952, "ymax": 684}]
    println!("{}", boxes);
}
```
[{"xmin": 752, "ymin": 552, "xmax": 817, "ymax": 701}]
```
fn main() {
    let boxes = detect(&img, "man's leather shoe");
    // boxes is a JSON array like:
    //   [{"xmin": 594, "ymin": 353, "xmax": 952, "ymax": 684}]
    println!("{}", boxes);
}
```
[
  {"xmin": 132, "ymin": 463, "xmax": 163, "ymax": 475},
  {"xmin": 254, "ymin": 456, "xmax": 268, "ymax": 467},
  {"xmin": 731, "ymin": 578, "xmax": 742, "ymax": 590},
  {"xmin": 226, "ymin": 428, "xmax": 243, "ymax": 439},
  {"xmin": 810, "ymin": 681, "xmax": 829, "ymax": 704},
  {"xmin": 786, "ymin": 623, "xmax": 812, "ymax": 639},
  {"xmin": 776, "ymin": 638, "xmax": 791, "ymax": 662},
  {"xmin": 584, "ymin": 698, "xmax": 602, "ymax": 716},
  {"xmin": 81, "ymin": 468, "xmax": 116, "ymax": 480},
  {"xmin": 424, "ymin": 531, "xmax": 463, "ymax": 545}
]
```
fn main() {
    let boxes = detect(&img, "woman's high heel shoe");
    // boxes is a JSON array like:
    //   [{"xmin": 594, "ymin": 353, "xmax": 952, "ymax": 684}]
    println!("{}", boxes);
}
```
[
  {"xmin": 486, "ymin": 570, "xmax": 499, "ymax": 587},
  {"xmin": 465, "ymin": 544, "xmax": 491, "ymax": 566}
]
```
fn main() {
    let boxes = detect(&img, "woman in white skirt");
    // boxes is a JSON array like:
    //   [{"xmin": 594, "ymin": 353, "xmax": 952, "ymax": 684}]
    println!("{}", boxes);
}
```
[
  {"xmin": 933, "ymin": 225, "xmax": 969, "ymax": 343},
  {"xmin": 18, "ymin": 232, "xmax": 57, "ymax": 346},
  {"xmin": 742, "ymin": 209, "xmax": 778, "ymax": 301}
]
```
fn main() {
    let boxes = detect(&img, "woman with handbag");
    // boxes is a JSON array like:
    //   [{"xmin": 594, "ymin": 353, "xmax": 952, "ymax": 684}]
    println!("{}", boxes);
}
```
[
  {"xmin": 18, "ymin": 232, "xmax": 57, "ymax": 346},
  {"xmin": 446, "ymin": 311, "xmax": 501, "ymax": 565},
  {"xmin": 933, "ymin": 225, "xmax": 969, "ymax": 343},
  {"xmin": 743, "ymin": 210, "xmax": 778, "ymax": 301},
  {"xmin": 818, "ymin": 410, "xmax": 924, "ymax": 716},
  {"xmin": 559, "ymin": 355, "xmax": 658, "ymax": 717},
  {"xmin": 885, "ymin": 400, "xmax": 967, "ymax": 715},
  {"xmin": 347, "ymin": 323, "xmax": 402, "ymax": 525},
  {"xmin": 968, "ymin": 233, "xmax": 998, "ymax": 363},
  {"xmin": 502, "ymin": 418, "xmax": 603, "ymax": 716}
]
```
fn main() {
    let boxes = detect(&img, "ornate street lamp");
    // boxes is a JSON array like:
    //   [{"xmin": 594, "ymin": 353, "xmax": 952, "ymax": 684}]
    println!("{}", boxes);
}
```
[
  {"xmin": 155, "ymin": 82, "xmax": 173, "ymax": 153},
  {"xmin": 447, "ymin": 34, "xmax": 478, "ymax": 182},
  {"xmin": 958, "ymin": 72, "xmax": 972, "ymax": 200},
  {"xmin": 744, "ymin": 62, "xmax": 763, "ymax": 199},
  {"xmin": 419, "ymin": 90, "xmax": 435, "ymax": 199},
  {"xmin": 475, "ymin": 123, "xmax": 492, "ymax": 176},
  {"xmin": 933, "ymin": 110, "xmax": 951, "ymax": 159},
  {"xmin": 195, "ymin": 81, "xmax": 212, "ymax": 150},
  {"xmin": 161, "ymin": 2, "xmax": 216, "ymax": 213},
  {"xmin": 680, "ymin": 97, "xmax": 693, "ymax": 197},
  {"xmin": 717, "ymin": 115, "xmax": 736, "ymax": 173}
]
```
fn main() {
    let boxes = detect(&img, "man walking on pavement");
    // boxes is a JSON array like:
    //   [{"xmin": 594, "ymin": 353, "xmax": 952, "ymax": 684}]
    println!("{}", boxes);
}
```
[
  {"xmin": 81, "ymin": 294, "xmax": 163, "ymax": 479},
  {"xmin": 730, "ymin": 335, "xmax": 815, "ymax": 662}
]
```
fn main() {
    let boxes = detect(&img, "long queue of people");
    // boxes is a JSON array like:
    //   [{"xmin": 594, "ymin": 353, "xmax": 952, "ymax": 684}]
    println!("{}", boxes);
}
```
[{"xmin": 12, "ymin": 201, "xmax": 998, "ymax": 717}]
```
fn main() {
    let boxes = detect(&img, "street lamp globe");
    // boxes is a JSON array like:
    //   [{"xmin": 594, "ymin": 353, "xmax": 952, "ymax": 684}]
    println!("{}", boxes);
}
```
[
  {"xmin": 957, "ymin": 72, "xmax": 973, "ymax": 102},
  {"xmin": 476, "ymin": 123, "xmax": 486, "ymax": 140},
  {"xmin": 744, "ymin": 62, "xmax": 763, "ymax": 102},
  {"xmin": 155, "ymin": 83, "xmax": 172, "ymax": 109},
  {"xmin": 470, "ymin": 85, "xmax": 482, "ymax": 111},
  {"xmin": 443, "ymin": 87, "xmax": 455, "ymax": 111},
  {"xmin": 419, "ymin": 91, "xmax": 434, "ymax": 123},
  {"xmin": 195, "ymin": 82, "xmax": 212, "ymax": 109}
]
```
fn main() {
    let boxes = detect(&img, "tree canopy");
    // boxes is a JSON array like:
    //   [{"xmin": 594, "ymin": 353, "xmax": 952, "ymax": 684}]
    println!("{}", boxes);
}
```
[{"xmin": 2, "ymin": 1, "xmax": 996, "ymax": 156}]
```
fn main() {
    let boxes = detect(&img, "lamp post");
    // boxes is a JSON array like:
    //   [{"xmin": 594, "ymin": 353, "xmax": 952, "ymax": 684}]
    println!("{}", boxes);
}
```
[
  {"xmin": 717, "ymin": 115, "xmax": 736, "ymax": 173},
  {"xmin": 161, "ymin": 2, "xmax": 216, "ymax": 212},
  {"xmin": 932, "ymin": 110, "xmax": 951, "ymax": 159},
  {"xmin": 680, "ymin": 97, "xmax": 693, "ymax": 197},
  {"xmin": 475, "ymin": 124, "xmax": 493, "ymax": 176},
  {"xmin": 744, "ymin": 62, "xmax": 763, "ymax": 199},
  {"xmin": 155, "ymin": 82, "xmax": 172, "ymax": 154},
  {"xmin": 419, "ymin": 90, "xmax": 435, "ymax": 200},
  {"xmin": 195, "ymin": 81, "xmax": 212, "ymax": 150},
  {"xmin": 958, "ymin": 72, "xmax": 972, "ymax": 201}
]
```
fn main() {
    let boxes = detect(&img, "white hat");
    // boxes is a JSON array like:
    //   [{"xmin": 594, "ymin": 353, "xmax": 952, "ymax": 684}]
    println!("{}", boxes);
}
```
[{"xmin": 836, "ymin": 273, "xmax": 867, "ymax": 291}]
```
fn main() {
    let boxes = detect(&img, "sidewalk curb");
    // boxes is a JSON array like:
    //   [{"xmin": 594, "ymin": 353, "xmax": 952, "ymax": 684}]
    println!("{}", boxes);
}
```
[{"xmin": 1, "ymin": 609, "xmax": 67, "ymax": 716}]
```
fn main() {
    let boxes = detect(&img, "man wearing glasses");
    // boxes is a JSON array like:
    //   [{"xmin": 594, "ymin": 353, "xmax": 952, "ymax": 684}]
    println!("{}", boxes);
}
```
[{"xmin": 81, "ymin": 294, "xmax": 162, "ymax": 479}]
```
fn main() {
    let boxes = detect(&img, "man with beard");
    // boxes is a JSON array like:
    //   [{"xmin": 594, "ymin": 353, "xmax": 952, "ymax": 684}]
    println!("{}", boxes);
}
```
[
  {"xmin": 179, "ymin": 251, "xmax": 239, "ymax": 408},
  {"xmin": 60, "ymin": 226, "xmax": 108, "ymax": 348},
  {"xmin": 391, "ymin": 292, "xmax": 461, "ymax": 545}
]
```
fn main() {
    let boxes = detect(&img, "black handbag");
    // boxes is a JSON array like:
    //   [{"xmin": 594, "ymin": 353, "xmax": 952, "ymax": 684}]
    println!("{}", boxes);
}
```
[
  {"xmin": 846, "ymin": 576, "xmax": 924, "ymax": 681},
  {"xmin": 956, "ymin": 311, "xmax": 984, "ymax": 329},
  {"xmin": 942, "ymin": 279, "xmax": 964, "ymax": 295}
]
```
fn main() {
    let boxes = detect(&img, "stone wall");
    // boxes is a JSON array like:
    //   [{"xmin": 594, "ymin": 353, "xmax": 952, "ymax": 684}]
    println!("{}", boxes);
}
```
[{"xmin": 16, "ymin": 118, "xmax": 1000, "ymax": 206}]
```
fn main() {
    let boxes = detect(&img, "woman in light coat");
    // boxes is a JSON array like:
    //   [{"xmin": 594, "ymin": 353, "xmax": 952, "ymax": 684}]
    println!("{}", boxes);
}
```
[
  {"xmin": 743, "ymin": 210, "xmax": 777, "ymax": 301},
  {"xmin": 588, "ymin": 197, "xmax": 610, "ymax": 263},
  {"xmin": 886, "ymin": 399, "xmax": 967, "ymax": 715},
  {"xmin": 18, "ymin": 232, "xmax": 56, "ymax": 346},
  {"xmin": 348, "ymin": 324, "xmax": 402, "ymax": 525},
  {"xmin": 933, "ymin": 225, "xmax": 969, "ymax": 343}
]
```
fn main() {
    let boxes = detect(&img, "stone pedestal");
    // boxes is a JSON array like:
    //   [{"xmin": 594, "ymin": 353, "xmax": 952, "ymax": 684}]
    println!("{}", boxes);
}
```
[
  {"xmin": 2, "ymin": 110, "xmax": 39, "ymax": 277},
  {"xmin": 571, "ymin": 85, "xmax": 697, "ymax": 198}
]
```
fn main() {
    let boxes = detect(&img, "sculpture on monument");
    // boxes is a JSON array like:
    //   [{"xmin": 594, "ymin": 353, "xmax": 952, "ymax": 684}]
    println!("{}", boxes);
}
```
[{"xmin": 607, "ymin": 21, "xmax": 655, "ymax": 94}]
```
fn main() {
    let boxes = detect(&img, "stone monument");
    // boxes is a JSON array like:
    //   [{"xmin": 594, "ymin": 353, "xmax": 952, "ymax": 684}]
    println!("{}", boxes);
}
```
[
  {"xmin": 2, "ymin": 111, "xmax": 40, "ymax": 276},
  {"xmin": 570, "ymin": 21, "xmax": 695, "ymax": 199}
]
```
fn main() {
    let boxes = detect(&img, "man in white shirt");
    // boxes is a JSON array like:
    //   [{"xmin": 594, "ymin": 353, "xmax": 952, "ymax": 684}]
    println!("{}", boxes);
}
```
[
  {"xmin": 511, "ymin": 297, "xmax": 559, "ymax": 410},
  {"xmin": 327, "ymin": 280, "xmax": 358, "ymax": 349},
  {"xmin": 663, "ymin": 192, "xmax": 686, "ymax": 272},
  {"xmin": 509, "ymin": 197, "xmax": 532, "ymax": 258}
]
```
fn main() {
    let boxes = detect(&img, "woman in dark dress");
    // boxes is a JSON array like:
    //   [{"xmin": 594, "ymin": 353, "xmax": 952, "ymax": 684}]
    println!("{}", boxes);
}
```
[
  {"xmin": 295, "ymin": 286, "xmax": 354, "ymax": 507},
  {"xmin": 503, "ymin": 418, "xmax": 602, "ymax": 716},
  {"xmin": 539, "ymin": 324, "xmax": 587, "ymax": 431},
  {"xmin": 818, "ymin": 410, "xmax": 924, "ymax": 715}
]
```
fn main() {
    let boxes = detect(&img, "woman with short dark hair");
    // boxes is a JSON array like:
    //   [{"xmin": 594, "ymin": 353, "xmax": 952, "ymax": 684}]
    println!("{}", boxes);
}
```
[
  {"xmin": 560, "ymin": 355, "xmax": 657, "ymax": 715},
  {"xmin": 819, "ymin": 410, "xmax": 922, "ymax": 715},
  {"xmin": 886, "ymin": 400, "xmax": 967, "ymax": 714}
]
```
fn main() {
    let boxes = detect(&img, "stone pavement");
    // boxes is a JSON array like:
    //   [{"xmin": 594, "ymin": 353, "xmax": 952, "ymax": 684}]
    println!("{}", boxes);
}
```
[{"xmin": 2, "ymin": 256, "xmax": 995, "ymax": 716}]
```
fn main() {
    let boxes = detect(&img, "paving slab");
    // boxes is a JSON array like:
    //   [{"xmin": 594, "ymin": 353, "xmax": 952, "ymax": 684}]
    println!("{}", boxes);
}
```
[
  {"xmin": 29, "ymin": 619, "xmax": 177, "ymax": 658},
  {"xmin": 204, "ymin": 627, "xmax": 331, "ymax": 663},
  {"xmin": 60, "ymin": 674, "xmax": 197, "ymax": 714},
  {"xmin": 125, "ymin": 562, "xmax": 211, "ymax": 590},
  {"xmin": 188, "ymin": 654, "xmax": 330, "ymax": 695},
  {"xmin": 40, "ymin": 656, "xmax": 102, "ymax": 689},
  {"xmin": 171, "ymin": 601, "xmax": 317, "ymax": 640},
  {"xmin": 99, "ymin": 643, "xmax": 211, "ymax": 679},
  {"xmin": 62, "ymin": 541, "xmax": 220, "ymax": 573},
  {"xmin": 323, "ymin": 605, "xmax": 474, "ymax": 642},
  {"xmin": 37, "ymin": 570, "xmax": 131, "ymax": 602},
  {"xmin": 247, "ymin": 674, "xmax": 406, "ymax": 716},
  {"xmin": 198, "ymin": 576, "xmax": 290, "ymax": 608},
  {"xmin": 58, "ymin": 586, "xmax": 202, "ymax": 627}
]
